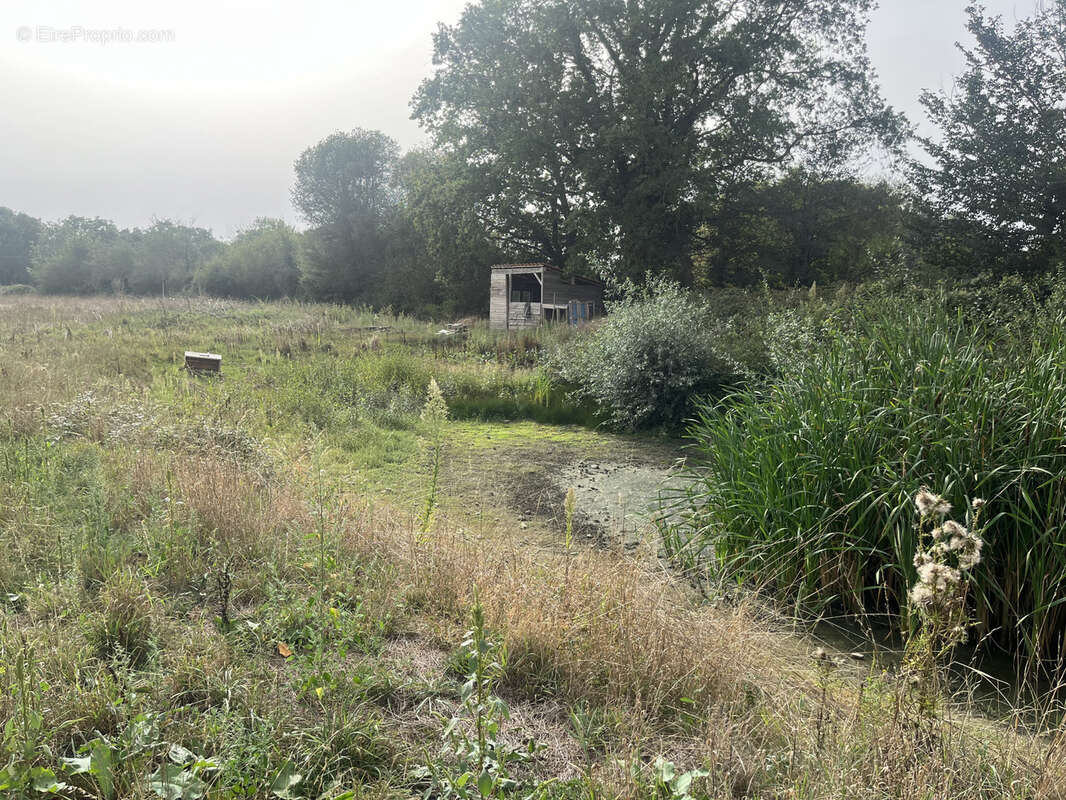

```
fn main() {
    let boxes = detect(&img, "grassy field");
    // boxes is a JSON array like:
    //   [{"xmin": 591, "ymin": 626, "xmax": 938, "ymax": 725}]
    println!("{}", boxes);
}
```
[{"xmin": 1, "ymin": 295, "xmax": 1064, "ymax": 799}]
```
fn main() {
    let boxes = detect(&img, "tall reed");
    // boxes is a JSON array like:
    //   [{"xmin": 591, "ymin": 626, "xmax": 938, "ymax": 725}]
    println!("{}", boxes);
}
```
[{"xmin": 672, "ymin": 299, "xmax": 1066, "ymax": 668}]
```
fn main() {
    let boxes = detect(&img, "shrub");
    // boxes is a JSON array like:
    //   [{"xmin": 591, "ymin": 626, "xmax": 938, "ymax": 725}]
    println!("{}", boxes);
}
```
[
  {"xmin": 670, "ymin": 297, "xmax": 1066, "ymax": 664},
  {"xmin": 548, "ymin": 278, "xmax": 742, "ymax": 430},
  {"xmin": 0, "ymin": 283, "xmax": 35, "ymax": 295},
  {"xmin": 195, "ymin": 218, "xmax": 301, "ymax": 299}
]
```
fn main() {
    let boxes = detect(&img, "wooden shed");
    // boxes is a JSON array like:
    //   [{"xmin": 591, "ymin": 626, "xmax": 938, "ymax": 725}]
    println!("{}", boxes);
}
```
[{"xmin": 489, "ymin": 263, "xmax": 604, "ymax": 331}]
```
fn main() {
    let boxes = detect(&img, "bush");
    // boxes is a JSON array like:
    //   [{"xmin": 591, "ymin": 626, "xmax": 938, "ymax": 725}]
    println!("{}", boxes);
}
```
[
  {"xmin": 548, "ymin": 278, "xmax": 742, "ymax": 430},
  {"xmin": 0, "ymin": 283, "xmax": 35, "ymax": 295},
  {"xmin": 670, "ymin": 296, "xmax": 1066, "ymax": 663},
  {"xmin": 195, "ymin": 218, "xmax": 301, "ymax": 299}
]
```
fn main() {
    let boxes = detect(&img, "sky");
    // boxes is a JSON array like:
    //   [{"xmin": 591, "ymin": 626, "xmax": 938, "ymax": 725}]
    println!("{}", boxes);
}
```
[{"xmin": 0, "ymin": 0, "xmax": 1042, "ymax": 238}]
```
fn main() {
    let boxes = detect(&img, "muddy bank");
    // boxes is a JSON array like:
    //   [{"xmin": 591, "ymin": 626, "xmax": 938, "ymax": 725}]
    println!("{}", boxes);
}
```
[{"xmin": 550, "ymin": 459, "xmax": 689, "ymax": 547}]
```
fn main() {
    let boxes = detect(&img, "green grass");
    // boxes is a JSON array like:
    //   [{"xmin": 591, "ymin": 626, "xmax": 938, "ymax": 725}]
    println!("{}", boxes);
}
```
[{"xmin": 0, "ymin": 297, "xmax": 635, "ymax": 797}]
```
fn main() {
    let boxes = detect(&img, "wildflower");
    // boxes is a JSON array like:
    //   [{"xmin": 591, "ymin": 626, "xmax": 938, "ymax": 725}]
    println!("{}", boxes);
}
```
[
  {"xmin": 927, "ymin": 563, "xmax": 961, "ymax": 593},
  {"xmin": 934, "ymin": 520, "xmax": 967, "ymax": 541},
  {"xmin": 909, "ymin": 582, "xmax": 934, "ymax": 607},
  {"xmin": 421, "ymin": 377, "xmax": 449, "ymax": 424},
  {"xmin": 914, "ymin": 490, "xmax": 937, "ymax": 515},
  {"xmin": 916, "ymin": 560, "xmax": 936, "ymax": 584},
  {"xmin": 915, "ymin": 489, "xmax": 952, "ymax": 517},
  {"xmin": 971, "ymin": 498, "xmax": 986, "ymax": 510},
  {"xmin": 958, "ymin": 550, "xmax": 981, "ymax": 571},
  {"xmin": 953, "ymin": 534, "xmax": 984, "ymax": 570}
]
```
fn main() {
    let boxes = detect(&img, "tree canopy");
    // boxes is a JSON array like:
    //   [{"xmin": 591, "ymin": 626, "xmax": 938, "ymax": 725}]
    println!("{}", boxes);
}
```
[
  {"xmin": 6, "ymin": 3, "xmax": 1065, "ymax": 308},
  {"xmin": 292, "ymin": 129, "xmax": 402, "ymax": 302},
  {"xmin": 914, "ymin": 2, "xmax": 1066, "ymax": 275},
  {"xmin": 0, "ymin": 207, "xmax": 41, "ymax": 286},
  {"xmin": 413, "ymin": 0, "xmax": 906, "ymax": 283},
  {"xmin": 196, "ymin": 218, "xmax": 301, "ymax": 299},
  {"xmin": 694, "ymin": 170, "xmax": 907, "ymax": 288},
  {"xmin": 30, "ymin": 217, "xmax": 219, "ymax": 295}
]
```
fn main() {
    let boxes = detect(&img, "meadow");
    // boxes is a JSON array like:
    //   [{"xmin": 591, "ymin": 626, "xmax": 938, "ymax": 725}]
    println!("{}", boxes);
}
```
[{"xmin": 1, "ymin": 294, "xmax": 1065, "ymax": 799}]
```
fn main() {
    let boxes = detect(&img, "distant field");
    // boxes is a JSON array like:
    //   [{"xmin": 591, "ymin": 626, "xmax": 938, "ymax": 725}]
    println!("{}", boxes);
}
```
[{"xmin": 0, "ymin": 296, "xmax": 1062, "ymax": 799}]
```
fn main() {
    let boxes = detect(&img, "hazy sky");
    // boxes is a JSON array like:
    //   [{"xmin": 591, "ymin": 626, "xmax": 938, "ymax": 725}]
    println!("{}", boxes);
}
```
[{"xmin": 0, "ymin": 0, "xmax": 1040, "ymax": 237}]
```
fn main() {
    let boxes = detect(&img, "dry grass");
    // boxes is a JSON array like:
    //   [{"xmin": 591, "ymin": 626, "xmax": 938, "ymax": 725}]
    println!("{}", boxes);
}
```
[{"xmin": 336, "ymin": 498, "xmax": 1065, "ymax": 798}]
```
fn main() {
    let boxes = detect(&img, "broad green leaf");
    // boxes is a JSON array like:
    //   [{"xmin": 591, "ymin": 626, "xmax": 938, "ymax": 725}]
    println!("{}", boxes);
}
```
[
  {"xmin": 90, "ymin": 742, "xmax": 114, "ymax": 800},
  {"xmin": 30, "ymin": 767, "xmax": 68, "ymax": 793},
  {"xmin": 270, "ymin": 760, "xmax": 303, "ymax": 799},
  {"xmin": 168, "ymin": 744, "xmax": 197, "ymax": 765},
  {"xmin": 61, "ymin": 756, "xmax": 92, "ymax": 774},
  {"xmin": 148, "ymin": 764, "xmax": 208, "ymax": 800}
]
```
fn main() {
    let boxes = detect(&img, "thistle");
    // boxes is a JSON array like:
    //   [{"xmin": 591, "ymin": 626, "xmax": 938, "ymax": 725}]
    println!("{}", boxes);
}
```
[{"xmin": 904, "ymin": 488, "xmax": 988, "ymax": 714}]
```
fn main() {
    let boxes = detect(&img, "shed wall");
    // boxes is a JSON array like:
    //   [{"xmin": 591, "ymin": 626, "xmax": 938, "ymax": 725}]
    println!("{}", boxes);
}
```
[
  {"xmin": 489, "ymin": 271, "xmax": 508, "ymax": 330},
  {"xmin": 508, "ymin": 301, "xmax": 542, "ymax": 329},
  {"xmin": 489, "ymin": 266, "xmax": 605, "ymax": 330},
  {"xmin": 541, "ymin": 271, "xmax": 604, "ymax": 312}
]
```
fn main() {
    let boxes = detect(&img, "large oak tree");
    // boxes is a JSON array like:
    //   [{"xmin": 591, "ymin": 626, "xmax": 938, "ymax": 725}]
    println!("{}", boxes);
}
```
[{"xmin": 413, "ymin": 0, "xmax": 905, "ymax": 282}]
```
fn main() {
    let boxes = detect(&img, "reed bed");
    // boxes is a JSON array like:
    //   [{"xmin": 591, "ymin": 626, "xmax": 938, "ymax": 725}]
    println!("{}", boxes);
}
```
[{"xmin": 673, "ymin": 300, "xmax": 1066, "ymax": 671}]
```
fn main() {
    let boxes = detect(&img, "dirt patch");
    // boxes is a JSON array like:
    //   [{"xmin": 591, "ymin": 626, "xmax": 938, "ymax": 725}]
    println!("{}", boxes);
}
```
[{"xmin": 380, "ymin": 634, "xmax": 451, "ymax": 682}]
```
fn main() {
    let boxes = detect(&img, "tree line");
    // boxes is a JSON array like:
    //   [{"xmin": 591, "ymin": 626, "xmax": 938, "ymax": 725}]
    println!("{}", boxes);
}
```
[{"xmin": 1, "ymin": 2, "xmax": 1062, "ymax": 312}]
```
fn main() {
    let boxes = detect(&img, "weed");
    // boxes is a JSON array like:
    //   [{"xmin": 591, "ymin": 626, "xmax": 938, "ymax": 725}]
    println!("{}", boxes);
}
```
[
  {"xmin": 674, "ymin": 298, "xmax": 1066, "ymax": 666},
  {"xmin": 419, "ymin": 591, "xmax": 542, "ymax": 799},
  {"xmin": 420, "ymin": 378, "xmax": 449, "ymax": 534},
  {"xmin": 902, "ymin": 490, "xmax": 987, "ymax": 717},
  {"xmin": 0, "ymin": 295, "xmax": 1061, "ymax": 800},
  {"xmin": 88, "ymin": 568, "xmax": 155, "ymax": 666}
]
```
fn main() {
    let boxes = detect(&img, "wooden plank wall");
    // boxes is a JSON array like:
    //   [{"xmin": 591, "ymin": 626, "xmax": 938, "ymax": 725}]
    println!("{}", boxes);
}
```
[
  {"xmin": 490, "ymin": 267, "xmax": 605, "ymax": 329},
  {"xmin": 508, "ymin": 301, "xmax": 542, "ymax": 329},
  {"xmin": 542, "ymin": 271, "xmax": 604, "ymax": 312},
  {"xmin": 489, "ymin": 270, "xmax": 508, "ymax": 330}
]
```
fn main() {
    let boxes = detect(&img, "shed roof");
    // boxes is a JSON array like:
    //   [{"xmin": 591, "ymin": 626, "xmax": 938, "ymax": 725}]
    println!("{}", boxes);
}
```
[{"xmin": 491, "ymin": 262, "xmax": 603, "ymax": 287}]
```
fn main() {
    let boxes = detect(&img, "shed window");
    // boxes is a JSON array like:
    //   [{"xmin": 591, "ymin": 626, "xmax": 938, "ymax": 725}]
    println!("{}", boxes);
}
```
[{"xmin": 509, "ymin": 273, "xmax": 541, "ymax": 303}]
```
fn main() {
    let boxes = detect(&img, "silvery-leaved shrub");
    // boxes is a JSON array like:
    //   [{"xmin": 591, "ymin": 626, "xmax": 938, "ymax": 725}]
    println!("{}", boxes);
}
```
[{"xmin": 549, "ymin": 276, "xmax": 741, "ymax": 430}]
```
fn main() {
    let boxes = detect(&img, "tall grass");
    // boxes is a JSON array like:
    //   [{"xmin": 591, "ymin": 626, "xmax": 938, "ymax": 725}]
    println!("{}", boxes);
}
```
[{"xmin": 672, "ymin": 299, "xmax": 1066, "ymax": 668}]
